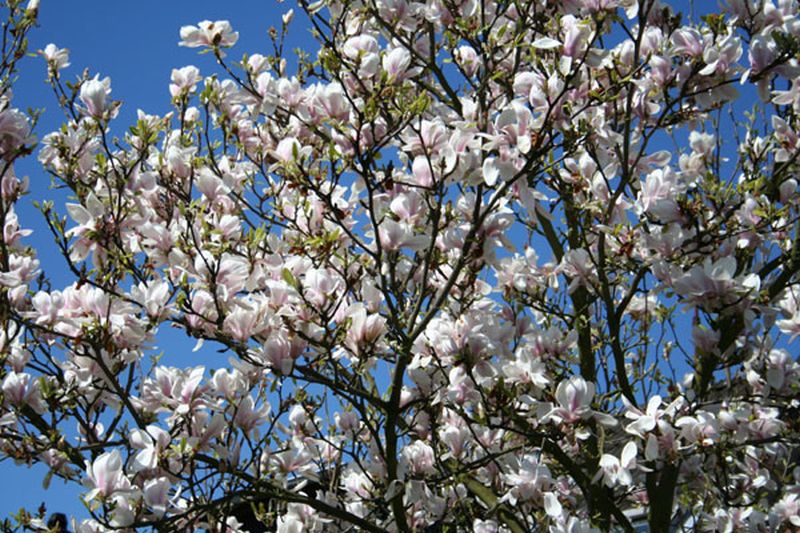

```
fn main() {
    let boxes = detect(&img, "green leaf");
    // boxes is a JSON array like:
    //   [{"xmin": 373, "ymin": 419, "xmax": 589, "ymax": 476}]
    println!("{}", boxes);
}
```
[
  {"xmin": 42, "ymin": 470, "xmax": 53, "ymax": 490},
  {"xmin": 281, "ymin": 268, "xmax": 299, "ymax": 289}
]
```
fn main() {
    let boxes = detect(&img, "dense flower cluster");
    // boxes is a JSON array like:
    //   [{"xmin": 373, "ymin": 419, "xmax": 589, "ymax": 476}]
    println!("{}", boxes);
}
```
[{"xmin": 1, "ymin": 0, "xmax": 799, "ymax": 531}]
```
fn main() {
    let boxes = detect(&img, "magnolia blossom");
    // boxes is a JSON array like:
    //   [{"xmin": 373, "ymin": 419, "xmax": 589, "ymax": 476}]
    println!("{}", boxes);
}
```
[
  {"xmin": 169, "ymin": 65, "xmax": 201, "ymax": 97},
  {"xmin": 623, "ymin": 395, "xmax": 682, "ymax": 439},
  {"xmin": 2, "ymin": 371, "xmax": 45, "ymax": 413},
  {"xmin": 41, "ymin": 43, "xmax": 69, "ymax": 72},
  {"xmin": 376, "ymin": 218, "xmax": 428, "ymax": 251},
  {"xmin": 673, "ymin": 256, "xmax": 760, "ymax": 310},
  {"xmin": 129, "ymin": 425, "xmax": 171, "ymax": 472},
  {"xmin": 548, "ymin": 377, "xmax": 594, "ymax": 423},
  {"xmin": 79, "ymin": 75, "xmax": 113, "ymax": 119},
  {"xmin": 143, "ymin": 477, "xmax": 173, "ymax": 517},
  {"xmin": 179, "ymin": 20, "xmax": 238, "ymax": 48},
  {"xmin": 0, "ymin": 108, "xmax": 32, "ymax": 157},
  {"xmin": 84, "ymin": 451, "xmax": 130, "ymax": 500},
  {"xmin": 502, "ymin": 454, "xmax": 553, "ymax": 505},
  {"xmin": 772, "ymin": 494, "xmax": 800, "ymax": 528},
  {"xmin": 595, "ymin": 442, "xmax": 638, "ymax": 488},
  {"xmin": 382, "ymin": 47, "xmax": 412, "ymax": 81},
  {"xmin": 502, "ymin": 346, "xmax": 549, "ymax": 389},
  {"xmin": 637, "ymin": 167, "xmax": 683, "ymax": 222},
  {"xmin": 402, "ymin": 440, "xmax": 436, "ymax": 476},
  {"xmin": 130, "ymin": 279, "xmax": 171, "ymax": 319},
  {"xmin": 344, "ymin": 305, "xmax": 386, "ymax": 355},
  {"xmin": 260, "ymin": 334, "xmax": 295, "ymax": 375}
]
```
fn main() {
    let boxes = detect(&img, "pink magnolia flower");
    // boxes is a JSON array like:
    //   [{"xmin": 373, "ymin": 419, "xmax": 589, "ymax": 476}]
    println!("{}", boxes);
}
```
[
  {"xmin": 473, "ymin": 519, "xmax": 500, "ymax": 533},
  {"xmin": 501, "ymin": 454, "xmax": 552, "ymax": 505},
  {"xmin": 303, "ymin": 268, "xmax": 340, "ymax": 308},
  {"xmin": 139, "ymin": 366, "xmax": 207, "ymax": 416},
  {"xmin": 222, "ymin": 301, "xmax": 264, "ymax": 342},
  {"xmin": 700, "ymin": 33, "xmax": 742, "ymax": 76},
  {"xmin": 491, "ymin": 101, "xmax": 535, "ymax": 155},
  {"xmin": 131, "ymin": 279, "xmax": 170, "ymax": 320},
  {"xmin": 342, "ymin": 34, "xmax": 380, "ymax": 78},
  {"xmin": 0, "ymin": 108, "xmax": 32, "ymax": 158},
  {"xmin": 772, "ymin": 494, "xmax": 800, "ymax": 528},
  {"xmin": 636, "ymin": 167, "xmax": 684, "ymax": 223},
  {"xmin": 671, "ymin": 27, "xmax": 704, "ymax": 57},
  {"xmin": 550, "ymin": 376, "xmax": 594, "ymax": 423},
  {"xmin": 276, "ymin": 504, "xmax": 321, "ymax": 533},
  {"xmin": 233, "ymin": 395, "xmax": 271, "ymax": 432},
  {"xmin": 765, "ymin": 349, "xmax": 798, "ymax": 390},
  {"xmin": 143, "ymin": 477, "xmax": 172, "ymax": 518},
  {"xmin": 454, "ymin": 45, "xmax": 481, "ymax": 77},
  {"xmin": 673, "ymin": 256, "xmax": 760, "ymax": 310},
  {"xmin": 64, "ymin": 192, "xmax": 106, "ymax": 262},
  {"xmin": 0, "ymin": 254, "xmax": 39, "ymax": 291},
  {"xmin": 260, "ymin": 333, "xmax": 295, "ymax": 375},
  {"xmin": 439, "ymin": 423, "xmax": 470, "ymax": 458},
  {"xmin": 743, "ymin": 34, "xmax": 777, "ymax": 87},
  {"xmin": 341, "ymin": 468, "xmax": 374, "ymax": 501},
  {"xmin": 596, "ymin": 441, "xmax": 638, "ymax": 487},
  {"xmin": 390, "ymin": 190, "xmax": 426, "ymax": 223},
  {"xmin": 624, "ymin": 395, "xmax": 668, "ymax": 438},
  {"xmin": 200, "ymin": 253, "xmax": 250, "ymax": 302},
  {"xmin": 335, "ymin": 411, "xmax": 361, "ymax": 435},
  {"xmin": 676, "ymin": 411, "xmax": 719, "ymax": 446},
  {"xmin": 377, "ymin": 218, "xmax": 428, "ymax": 251},
  {"xmin": 79, "ymin": 75, "xmax": 114, "ymax": 119},
  {"xmin": 129, "ymin": 425, "xmax": 171, "ymax": 472},
  {"xmin": 311, "ymin": 82, "xmax": 350, "ymax": 122},
  {"xmin": 559, "ymin": 248, "xmax": 597, "ymax": 293},
  {"xmin": 544, "ymin": 492, "xmax": 563, "ymax": 519},
  {"xmin": 383, "ymin": 47, "xmax": 412, "ymax": 82},
  {"xmin": 1, "ymin": 168, "xmax": 28, "ymax": 201},
  {"xmin": 402, "ymin": 119, "xmax": 448, "ymax": 156},
  {"xmin": 502, "ymin": 346, "xmax": 549, "ymax": 390},
  {"xmin": 2, "ymin": 371, "xmax": 45, "ymax": 413},
  {"xmin": 84, "ymin": 450, "xmax": 130, "ymax": 500},
  {"xmin": 543, "ymin": 376, "xmax": 616, "ymax": 431},
  {"xmin": 777, "ymin": 287, "xmax": 800, "ymax": 341},
  {"xmin": 273, "ymin": 137, "xmax": 310, "ymax": 164},
  {"xmin": 345, "ymin": 305, "xmax": 386, "ymax": 355},
  {"xmin": 1, "ymin": 206, "xmax": 31, "ymax": 249},
  {"xmin": 179, "ymin": 20, "xmax": 239, "ymax": 48},
  {"xmin": 269, "ymin": 446, "xmax": 316, "ymax": 480},
  {"xmin": 402, "ymin": 440, "xmax": 436, "ymax": 476},
  {"xmin": 411, "ymin": 155, "xmax": 435, "ymax": 187},
  {"xmin": 109, "ymin": 494, "xmax": 135, "ymax": 527},
  {"xmin": 41, "ymin": 43, "xmax": 70, "ymax": 75},
  {"xmin": 169, "ymin": 65, "xmax": 201, "ymax": 97},
  {"xmin": 561, "ymin": 15, "xmax": 591, "ymax": 58}
]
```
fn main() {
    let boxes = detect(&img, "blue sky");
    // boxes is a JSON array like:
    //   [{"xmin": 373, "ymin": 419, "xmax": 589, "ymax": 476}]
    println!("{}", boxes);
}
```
[{"xmin": 5, "ymin": 1, "xmax": 295, "ymax": 522}]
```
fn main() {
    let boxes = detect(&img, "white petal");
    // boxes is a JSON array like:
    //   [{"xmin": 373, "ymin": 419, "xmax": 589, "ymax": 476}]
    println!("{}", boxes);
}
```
[
  {"xmin": 621, "ymin": 441, "xmax": 637, "ymax": 467},
  {"xmin": 532, "ymin": 38, "xmax": 561, "ymax": 50},
  {"xmin": 66, "ymin": 203, "xmax": 92, "ymax": 225},
  {"xmin": 482, "ymin": 157, "xmax": 500, "ymax": 187},
  {"xmin": 544, "ymin": 492, "xmax": 562, "ymax": 517}
]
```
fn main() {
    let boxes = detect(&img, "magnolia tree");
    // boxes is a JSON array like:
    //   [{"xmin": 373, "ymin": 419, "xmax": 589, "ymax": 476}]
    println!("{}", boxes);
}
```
[{"xmin": 1, "ymin": 0, "xmax": 800, "ymax": 531}]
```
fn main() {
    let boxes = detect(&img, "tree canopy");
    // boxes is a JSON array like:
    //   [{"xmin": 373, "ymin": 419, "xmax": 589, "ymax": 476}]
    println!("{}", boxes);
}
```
[{"xmin": 1, "ymin": 0, "xmax": 799, "ymax": 531}]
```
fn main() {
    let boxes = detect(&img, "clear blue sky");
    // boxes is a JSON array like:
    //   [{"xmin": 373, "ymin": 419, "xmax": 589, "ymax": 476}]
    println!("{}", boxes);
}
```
[{"xmin": 5, "ymin": 1, "xmax": 295, "ymax": 522}]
